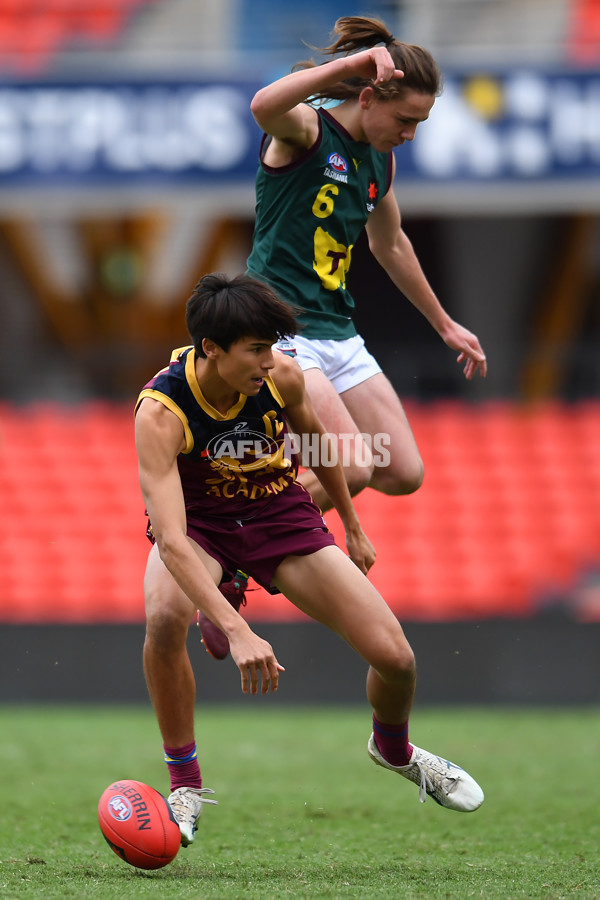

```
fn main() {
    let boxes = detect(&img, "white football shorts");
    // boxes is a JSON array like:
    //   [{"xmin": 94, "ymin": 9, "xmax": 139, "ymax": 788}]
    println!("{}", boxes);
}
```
[{"xmin": 276, "ymin": 333, "xmax": 382, "ymax": 394}]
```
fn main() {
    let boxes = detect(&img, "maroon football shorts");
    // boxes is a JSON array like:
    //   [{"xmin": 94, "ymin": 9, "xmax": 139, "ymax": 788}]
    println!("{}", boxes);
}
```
[{"xmin": 184, "ymin": 482, "xmax": 336, "ymax": 591}]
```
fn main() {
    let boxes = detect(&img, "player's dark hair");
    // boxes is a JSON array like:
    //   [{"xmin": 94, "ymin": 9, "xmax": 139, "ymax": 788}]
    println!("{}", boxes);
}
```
[
  {"xmin": 294, "ymin": 16, "xmax": 442, "ymax": 103},
  {"xmin": 186, "ymin": 273, "xmax": 299, "ymax": 357}
]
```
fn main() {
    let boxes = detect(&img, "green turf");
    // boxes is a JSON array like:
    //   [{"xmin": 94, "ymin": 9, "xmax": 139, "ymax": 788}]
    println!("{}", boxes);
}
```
[{"xmin": 0, "ymin": 705, "xmax": 598, "ymax": 899}]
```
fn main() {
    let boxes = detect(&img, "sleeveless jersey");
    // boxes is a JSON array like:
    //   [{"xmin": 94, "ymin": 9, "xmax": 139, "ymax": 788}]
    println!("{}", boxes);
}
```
[
  {"xmin": 136, "ymin": 346, "xmax": 298, "ymax": 519},
  {"xmin": 247, "ymin": 107, "xmax": 393, "ymax": 341}
]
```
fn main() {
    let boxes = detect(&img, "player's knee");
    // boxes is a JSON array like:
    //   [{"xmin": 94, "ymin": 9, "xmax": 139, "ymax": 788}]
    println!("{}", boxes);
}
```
[
  {"xmin": 345, "ymin": 461, "xmax": 374, "ymax": 497},
  {"xmin": 384, "ymin": 639, "xmax": 416, "ymax": 685},
  {"xmin": 392, "ymin": 644, "xmax": 416, "ymax": 685},
  {"xmin": 145, "ymin": 591, "xmax": 191, "ymax": 650},
  {"xmin": 371, "ymin": 455, "xmax": 424, "ymax": 496}
]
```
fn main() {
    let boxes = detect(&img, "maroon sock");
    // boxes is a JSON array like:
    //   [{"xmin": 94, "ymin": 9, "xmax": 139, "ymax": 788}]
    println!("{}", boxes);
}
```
[
  {"xmin": 372, "ymin": 716, "xmax": 413, "ymax": 767},
  {"xmin": 163, "ymin": 741, "xmax": 202, "ymax": 792}
]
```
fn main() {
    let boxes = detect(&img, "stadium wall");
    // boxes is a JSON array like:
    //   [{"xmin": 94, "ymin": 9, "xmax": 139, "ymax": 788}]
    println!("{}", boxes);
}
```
[{"xmin": 1, "ymin": 621, "xmax": 599, "ymax": 706}]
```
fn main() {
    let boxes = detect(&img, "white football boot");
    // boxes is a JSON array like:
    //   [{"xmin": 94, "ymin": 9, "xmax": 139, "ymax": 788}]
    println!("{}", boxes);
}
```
[
  {"xmin": 368, "ymin": 734, "xmax": 484, "ymax": 812},
  {"xmin": 167, "ymin": 787, "xmax": 218, "ymax": 846}
]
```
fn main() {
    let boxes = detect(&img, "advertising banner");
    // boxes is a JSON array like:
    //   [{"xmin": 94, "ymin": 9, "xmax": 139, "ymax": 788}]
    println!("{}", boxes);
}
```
[{"xmin": 0, "ymin": 70, "xmax": 598, "ymax": 185}]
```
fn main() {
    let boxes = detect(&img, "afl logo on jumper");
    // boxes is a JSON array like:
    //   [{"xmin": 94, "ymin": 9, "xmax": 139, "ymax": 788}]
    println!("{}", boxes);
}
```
[
  {"xmin": 203, "ymin": 428, "xmax": 281, "ymax": 472},
  {"xmin": 327, "ymin": 152, "xmax": 348, "ymax": 173},
  {"xmin": 324, "ymin": 152, "xmax": 349, "ymax": 183}
]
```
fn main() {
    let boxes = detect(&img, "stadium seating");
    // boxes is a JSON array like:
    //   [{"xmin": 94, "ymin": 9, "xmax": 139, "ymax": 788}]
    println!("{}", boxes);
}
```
[
  {"xmin": 0, "ymin": 0, "xmax": 158, "ymax": 72},
  {"xmin": 568, "ymin": 0, "xmax": 600, "ymax": 63},
  {"xmin": 0, "ymin": 400, "xmax": 599, "ymax": 623}
]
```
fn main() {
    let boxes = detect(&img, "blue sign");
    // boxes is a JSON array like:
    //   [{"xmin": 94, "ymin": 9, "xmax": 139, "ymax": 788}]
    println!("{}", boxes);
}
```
[
  {"xmin": 399, "ymin": 69, "xmax": 600, "ymax": 182},
  {"xmin": 0, "ymin": 79, "xmax": 263, "ymax": 184},
  {"xmin": 0, "ymin": 70, "xmax": 599, "ymax": 185}
]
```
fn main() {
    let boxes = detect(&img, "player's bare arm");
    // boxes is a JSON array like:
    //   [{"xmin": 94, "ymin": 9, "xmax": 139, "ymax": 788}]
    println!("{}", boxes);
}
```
[
  {"xmin": 367, "ymin": 185, "xmax": 487, "ymax": 380},
  {"xmin": 271, "ymin": 354, "xmax": 376, "ymax": 574},
  {"xmin": 135, "ymin": 398, "xmax": 283, "ymax": 694},
  {"xmin": 251, "ymin": 47, "xmax": 404, "ymax": 158}
]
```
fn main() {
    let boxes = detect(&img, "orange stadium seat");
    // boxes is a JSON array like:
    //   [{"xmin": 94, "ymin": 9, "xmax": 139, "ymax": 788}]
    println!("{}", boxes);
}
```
[
  {"xmin": 1, "ymin": 400, "xmax": 600, "ymax": 624},
  {"xmin": 0, "ymin": 401, "xmax": 148, "ymax": 623},
  {"xmin": 568, "ymin": 0, "xmax": 600, "ymax": 63},
  {"xmin": 0, "ymin": 0, "xmax": 158, "ymax": 72}
]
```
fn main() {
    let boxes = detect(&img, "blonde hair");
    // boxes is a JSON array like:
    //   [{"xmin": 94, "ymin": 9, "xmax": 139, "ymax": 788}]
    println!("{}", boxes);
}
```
[{"xmin": 294, "ymin": 16, "xmax": 442, "ymax": 104}]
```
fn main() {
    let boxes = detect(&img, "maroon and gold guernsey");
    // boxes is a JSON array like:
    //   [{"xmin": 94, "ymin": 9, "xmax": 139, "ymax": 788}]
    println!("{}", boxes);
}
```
[{"xmin": 135, "ymin": 346, "xmax": 299, "ymax": 520}]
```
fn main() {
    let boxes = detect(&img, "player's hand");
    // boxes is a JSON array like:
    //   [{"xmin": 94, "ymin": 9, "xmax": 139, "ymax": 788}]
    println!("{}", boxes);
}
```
[
  {"xmin": 348, "ymin": 47, "xmax": 404, "ymax": 86},
  {"xmin": 345, "ymin": 526, "xmax": 376, "ymax": 575},
  {"xmin": 440, "ymin": 321, "xmax": 487, "ymax": 380},
  {"xmin": 229, "ymin": 627, "xmax": 285, "ymax": 695}
]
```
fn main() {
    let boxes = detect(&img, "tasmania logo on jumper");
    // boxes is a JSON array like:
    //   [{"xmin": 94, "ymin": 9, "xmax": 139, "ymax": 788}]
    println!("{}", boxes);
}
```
[
  {"xmin": 203, "ymin": 426, "xmax": 285, "ymax": 473},
  {"xmin": 108, "ymin": 795, "xmax": 133, "ymax": 822},
  {"xmin": 324, "ymin": 151, "xmax": 349, "ymax": 183},
  {"xmin": 366, "ymin": 180, "xmax": 378, "ymax": 213}
]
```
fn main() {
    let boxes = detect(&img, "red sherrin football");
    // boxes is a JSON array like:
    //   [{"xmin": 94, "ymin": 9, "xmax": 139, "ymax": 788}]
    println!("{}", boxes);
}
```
[{"xmin": 98, "ymin": 780, "xmax": 180, "ymax": 869}]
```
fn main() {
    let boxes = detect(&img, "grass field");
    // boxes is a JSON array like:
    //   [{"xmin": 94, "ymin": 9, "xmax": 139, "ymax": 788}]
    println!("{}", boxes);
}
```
[{"xmin": 0, "ymin": 705, "xmax": 598, "ymax": 899}]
